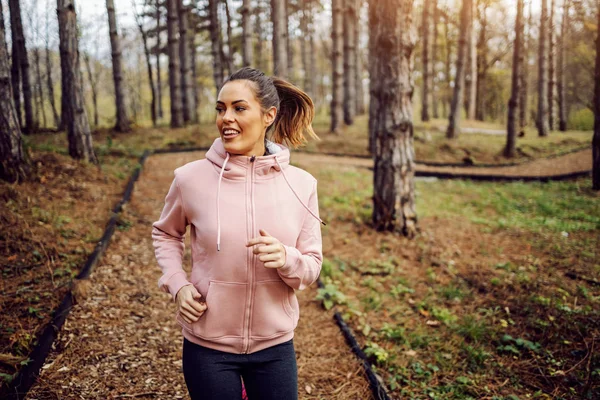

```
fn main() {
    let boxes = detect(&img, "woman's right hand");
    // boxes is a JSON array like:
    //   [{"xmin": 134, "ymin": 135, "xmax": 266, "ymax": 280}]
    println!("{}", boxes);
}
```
[{"xmin": 176, "ymin": 284, "xmax": 207, "ymax": 324}]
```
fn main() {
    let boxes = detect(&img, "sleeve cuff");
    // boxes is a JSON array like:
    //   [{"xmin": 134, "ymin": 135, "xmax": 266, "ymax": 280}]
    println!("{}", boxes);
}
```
[
  {"xmin": 165, "ymin": 271, "xmax": 191, "ymax": 301},
  {"xmin": 279, "ymin": 244, "xmax": 301, "ymax": 275}
]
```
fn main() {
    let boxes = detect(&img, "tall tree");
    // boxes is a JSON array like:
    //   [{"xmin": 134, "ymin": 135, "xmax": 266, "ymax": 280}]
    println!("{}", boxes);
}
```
[
  {"xmin": 155, "ymin": 0, "xmax": 164, "ymax": 119},
  {"xmin": 179, "ymin": 1, "xmax": 195, "ymax": 123},
  {"xmin": 45, "ymin": 35, "xmax": 60, "ymax": 128},
  {"xmin": 167, "ymin": 0, "xmax": 183, "ymax": 127},
  {"xmin": 505, "ymin": 0, "xmax": 524, "ymax": 158},
  {"xmin": 446, "ymin": 0, "xmax": 472, "ymax": 138},
  {"xmin": 285, "ymin": 0, "xmax": 294, "ymax": 80},
  {"xmin": 208, "ymin": 0, "xmax": 224, "ymax": 91},
  {"xmin": 330, "ymin": 0, "xmax": 343, "ymax": 132},
  {"xmin": 33, "ymin": 48, "xmax": 46, "ymax": 129},
  {"xmin": 343, "ymin": 0, "xmax": 357, "ymax": 125},
  {"xmin": 254, "ymin": 0, "xmax": 265, "ymax": 72},
  {"xmin": 443, "ymin": 8, "xmax": 452, "ymax": 118},
  {"xmin": 0, "ymin": 0, "xmax": 29, "ymax": 182},
  {"xmin": 223, "ymin": 0, "xmax": 235, "ymax": 75},
  {"xmin": 557, "ymin": 0, "xmax": 569, "ymax": 131},
  {"xmin": 431, "ymin": 0, "xmax": 439, "ymax": 118},
  {"xmin": 271, "ymin": 0, "xmax": 288, "ymax": 77},
  {"xmin": 57, "ymin": 0, "xmax": 97, "ymax": 163},
  {"xmin": 82, "ymin": 52, "xmax": 100, "ymax": 128},
  {"xmin": 355, "ymin": 0, "xmax": 365, "ymax": 115},
  {"xmin": 369, "ymin": 0, "xmax": 417, "ymax": 237},
  {"xmin": 106, "ymin": 0, "xmax": 131, "ymax": 132},
  {"xmin": 519, "ymin": 0, "xmax": 532, "ymax": 136},
  {"xmin": 421, "ymin": 0, "xmax": 431, "ymax": 122},
  {"xmin": 465, "ymin": 0, "xmax": 477, "ymax": 120},
  {"xmin": 9, "ymin": 0, "xmax": 34, "ymax": 133},
  {"xmin": 537, "ymin": 0, "xmax": 550, "ymax": 136},
  {"xmin": 593, "ymin": 0, "xmax": 600, "ymax": 190},
  {"xmin": 548, "ymin": 0, "xmax": 556, "ymax": 130},
  {"xmin": 133, "ymin": 3, "xmax": 157, "ymax": 126},
  {"xmin": 241, "ymin": 0, "xmax": 253, "ymax": 67},
  {"xmin": 475, "ymin": 0, "xmax": 488, "ymax": 121}
]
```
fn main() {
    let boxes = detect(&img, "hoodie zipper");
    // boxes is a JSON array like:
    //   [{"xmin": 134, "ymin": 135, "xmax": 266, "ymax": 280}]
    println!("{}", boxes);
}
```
[{"xmin": 243, "ymin": 154, "xmax": 256, "ymax": 353}]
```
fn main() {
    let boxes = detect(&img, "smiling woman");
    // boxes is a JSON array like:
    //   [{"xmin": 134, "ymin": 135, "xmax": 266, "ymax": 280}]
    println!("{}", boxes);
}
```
[{"xmin": 152, "ymin": 67, "xmax": 326, "ymax": 400}]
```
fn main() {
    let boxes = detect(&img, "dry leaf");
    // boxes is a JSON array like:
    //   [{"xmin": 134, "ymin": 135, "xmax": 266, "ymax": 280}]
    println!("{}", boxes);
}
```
[
  {"xmin": 426, "ymin": 320, "xmax": 440, "ymax": 327},
  {"xmin": 305, "ymin": 384, "xmax": 312, "ymax": 394}
]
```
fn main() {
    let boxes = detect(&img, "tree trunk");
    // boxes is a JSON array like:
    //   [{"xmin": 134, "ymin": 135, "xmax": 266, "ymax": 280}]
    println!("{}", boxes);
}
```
[
  {"xmin": 443, "ymin": 10, "xmax": 452, "ymax": 118},
  {"xmin": 519, "ymin": 0, "xmax": 532, "ymax": 136},
  {"xmin": 355, "ymin": 0, "xmax": 365, "ymax": 115},
  {"xmin": 548, "ymin": 0, "xmax": 556, "ymax": 130},
  {"xmin": 190, "ymin": 21, "xmax": 199, "ymax": 124},
  {"xmin": 285, "ymin": 0, "xmax": 294, "ymax": 80},
  {"xmin": 505, "ymin": 0, "xmax": 524, "ymax": 158},
  {"xmin": 465, "ymin": 0, "xmax": 477, "ymax": 120},
  {"xmin": 431, "ymin": 0, "xmax": 439, "ymax": 118},
  {"xmin": 45, "ymin": 44, "xmax": 60, "ymax": 128},
  {"xmin": 475, "ymin": 0, "xmax": 488, "ymax": 121},
  {"xmin": 0, "ymin": 0, "xmax": 29, "ymax": 182},
  {"xmin": 223, "ymin": 0, "xmax": 235, "ymax": 75},
  {"xmin": 271, "ymin": 0, "xmax": 288, "ymax": 77},
  {"xmin": 83, "ymin": 52, "xmax": 99, "ymax": 128},
  {"xmin": 133, "ymin": 6, "xmax": 157, "ymax": 127},
  {"xmin": 343, "ymin": 0, "xmax": 357, "ymax": 125},
  {"xmin": 300, "ymin": 1, "xmax": 309, "ymax": 93},
  {"xmin": 537, "ymin": 0, "xmax": 550, "ymax": 137},
  {"xmin": 446, "ymin": 0, "xmax": 472, "ymax": 138},
  {"xmin": 254, "ymin": 1, "xmax": 265, "ymax": 72},
  {"xmin": 369, "ymin": 0, "xmax": 417, "ymax": 238},
  {"xmin": 156, "ymin": 0, "xmax": 164, "ymax": 119},
  {"xmin": 421, "ymin": 0, "xmax": 431, "ymax": 122},
  {"xmin": 106, "ymin": 0, "xmax": 130, "ymax": 132},
  {"xmin": 57, "ymin": 0, "xmax": 97, "ymax": 163},
  {"xmin": 330, "ymin": 0, "xmax": 343, "ymax": 133},
  {"xmin": 167, "ymin": 0, "xmax": 183, "ymax": 127},
  {"xmin": 179, "ymin": 1, "xmax": 195, "ymax": 124},
  {"xmin": 592, "ymin": 0, "xmax": 600, "ymax": 190},
  {"xmin": 242, "ymin": 0, "xmax": 253, "ymax": 67},
  {"xmin": 33, "ymin": 48, "xmax": 46, "ymax": 129},
  {"xmin": 208, "ymin": 0, "xmax": 224, "ymax": 92},
  {"xmin": 558, "ymin": 0, "xmax": 569, "ymax": 131}
]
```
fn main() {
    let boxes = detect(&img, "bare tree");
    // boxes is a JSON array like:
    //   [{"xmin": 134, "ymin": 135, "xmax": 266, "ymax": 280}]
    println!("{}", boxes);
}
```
[
  {"xmin": 241, "ymin": 0, "xmax": 253, "ymax": 67},
  {"xmin": 593, "ymin": 0, "xmax": 600, "ymax": 190},
  {"xmin": 421, "ymin": 0, "xmax": 431, "ymax": 122},
  {"xmin": 254, "ymin": 0, "xmax": 265, "ymax": 72},
  {"xmin": 465, "ymin": 0, "xmax": 477, "ymax": 120},
  {"xmin": 223, "ymin": 0, "xmax": 234, "ymax": 75},
  {"xmin": 167, "ymin": 0, "xmax": 183, "ymax": 127},
  {"xmin": 537, "ymin": 0, "xmax": 550, "ymax": 136},
  {"xmin": 45, "ymin": 30, "xmax": 60, "ymax": 128},
  {"xmin": 179, "ymin": 1, "xmax": 195, "ymax": 123},
  {"xmin": 370, "ymin": 0, "xmax": 417, "ymax": 237},
  {"xmin": 133, "ymin": 2, "xmax": 157, "ymax": 126},
  {"xmin": 155, "ymin": 0, "xmax": 164, "ymax": 119},
  {"xmin": 431, "ymin": 0, "xmax": 439, "ymax": 118},
  {"xmin": 548, "ymin": 0, "xmax": 556, "ymax": 130},
  {"xmin": 558, "ymin": 0, "xmax": 569, "ymax": 131},
  {"xmin": 1, "ymin": 0, "xmax": 29, "ymax": 182},
  {"xmin": 446, "ymin": 0, "xmax": 472, "ymax": 138},
  {"xmin": 519, "ymin": 0, "xmax": 532, "ymax": 136},
  {"xmin": 208, "ymin": 0, "xmax": 224, "ymax": 91},
  {"xmin": 343, "ymin": 0, "xmax": 357, "ymax": 125},
  {"xmin": 285, "ymin": 0, "xmax": 294, "ymax": 80},
  {"xmin": 57, "ymin": 0, "xmax": 97, "ymax": 163},
  {"xmin": 271, "ymin": 0, "xmax": 288, "ymax": 77},
  {"xmin": 9, "ymin": 0, "xmax": 35, "ymax": 133},
  {"xmin": 505, "ymin": 0, "xmax": 524, "ymax": 158},
  {"xmin": 355, "ymin": 0, "xmax": 365, "ymax": 115},
  {"xmin": 330, "ymin": 0, "xmax": 343, "ymax": 132},
  {"xmin": 33, "ymin": 48, "xmax": 46, "ymax": 129},
  {"xmin": 106, "ymin": 0, "xmax": 131, "ymax": 132},
  {"xmin": 82, "ymin": 52, "xmax": 100, "ymax": 128}
]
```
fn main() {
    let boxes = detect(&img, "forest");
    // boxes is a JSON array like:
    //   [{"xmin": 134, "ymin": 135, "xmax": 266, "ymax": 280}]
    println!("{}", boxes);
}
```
[{"xmin": 1, "ymin": 0, "xmax": 599, "ymax": 399}]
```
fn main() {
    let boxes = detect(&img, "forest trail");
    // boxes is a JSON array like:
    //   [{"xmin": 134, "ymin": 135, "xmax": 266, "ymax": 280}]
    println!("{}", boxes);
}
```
[
  {"xmin": 434, "ymin": 126, "xmax": 506, "ymax": 135},
  {"xmin": 27, "ymin": 152, "xmax": 372, "ymax": 399},
  {"xmin": 294, "ymin": 148, "xmax": 592, "ymax": 178}
]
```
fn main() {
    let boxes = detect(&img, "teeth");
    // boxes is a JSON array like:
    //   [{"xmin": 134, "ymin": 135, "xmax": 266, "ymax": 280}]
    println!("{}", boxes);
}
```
[{"xmin": 223, "ymin": 129, "xmax": 239, "ymax": 135}]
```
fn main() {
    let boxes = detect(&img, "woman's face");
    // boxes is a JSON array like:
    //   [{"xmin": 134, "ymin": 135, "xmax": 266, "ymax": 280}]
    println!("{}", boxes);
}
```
[{"xmin": 216, "ymin": 80, "xmax": 276, "ymax": 157}]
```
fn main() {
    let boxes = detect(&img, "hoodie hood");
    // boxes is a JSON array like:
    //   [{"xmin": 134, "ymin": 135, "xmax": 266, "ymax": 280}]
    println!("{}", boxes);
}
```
[{"xmin": 205, "ymin": 137, "xmax": 325, "ymax": 251}]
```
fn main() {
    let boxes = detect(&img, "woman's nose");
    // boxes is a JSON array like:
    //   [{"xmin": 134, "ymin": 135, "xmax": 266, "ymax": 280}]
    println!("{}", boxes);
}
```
[{"xmin": 223, "ymin": 108, "xmax": 235, "ymax": 122}]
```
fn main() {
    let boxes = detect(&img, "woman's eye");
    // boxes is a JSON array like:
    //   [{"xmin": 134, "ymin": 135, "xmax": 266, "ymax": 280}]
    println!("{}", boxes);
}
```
[
  {"xmin": 236, "ymin": 107, "xmax": 246, "ymax": 112},
  {"xmin": 215, "ymin": 107, "xmax": 224, "ymax": 113}
]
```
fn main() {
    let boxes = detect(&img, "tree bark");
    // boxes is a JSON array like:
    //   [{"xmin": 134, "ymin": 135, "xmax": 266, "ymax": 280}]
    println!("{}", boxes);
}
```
[
  {"xmin": 242, "ymin": 0, "xmax": 253, "ymax": 67},
  {"xmin": 443, "ymin": 10, "xmax": 451, "ymax": 118},
  {"xmin": 557, "ymin": 0, "xmax": 569, "ymax": 131},
  {"xmin": 431, "ymin": 0, "xmax": 439, "ymax": 118},
  {"xmin": 548, "ymin": 0, "xmax": 556, "ymax": 130},
  {"xmin": 330, "ymin": 0, "xmax": 343, "ymax": 133},
  {"xmin": 190, "ymin": 18, "xmax": 199, "ymax": 124},
  {"xmin": 343, "ymin": 0, "xmax": 357, "ymax": 125},
  {"xmin": 537, "ymin": 0, "xmax": 550, "ymax": 137},
  {"xmin": 369, "ymin": 0, "xmax": 417, "ymax": 238},
  {"xmin": 254, "ymin": 0, "xmax": 265, "ymax": 72},
  {"xmin": 505, "ymin": 0, "xmax": 524, "ymax": 158},
  {"xmin": 475, "ymin": 0, "xmax": 488, "ymax": 121},
  {"xmin": 593, "ymin": 0, "xmax": 600, "ymax": 190},
  {"xmin": 208, "ymin": 0, "xmax": 224, "ymax": 92},
  {"xmin": 83, "ymin": 52, "xmax": 99, "ymax": 128},
  {"xmin": 446, "ymin": 0, "xmax": 472, "ymax": 138},
  {"xmin": 57, "ymin": 0, "xmax": 97, "ymax": 163},
  {"xmin": 421, "ymin": 0, "xmax": 431, "ymax": 122},
  {"xmin": 465, "ymin": 0, "xmax": 477, "ymax": 120},
  {"xmin": 45, "ymin": 43, "xmax": 60, "ymax": 128},
  {"xmin": 156, "ymin": 0, "xmax": 164, "ymax": 119},
  {"xmin": 355, "ymin": 0, "xmax": 365, "ymax": 115},
  {"xmin": 519, "ymin": 0, "xmax": 532, "ymax": 136},
  {"xmin": 178, "ymin": 1, "xmax": 195, "ymax": 123},
  {"xmin": 0, "ymin": 0, "xmax": 29, "ymax": 182},
  {"xmin": 167, "ymin": 0, "xmax": 183, "ymax": 127},
  {"xmin": 106, "ymin": 0, "xmax": 130, "ymax": 132},
  {"xmin": 271, "ymin": 0, "xmax": 288, "ymax": 77},
  {"xmin": 223, "ymin": 0, "xmax": 235, "ymax": 75},
  {"xmin": 285, "ymin": 0, "xmax": 294, "ymax": 80},
  {"xmin": 33, "ymin": 48, "xmax": 46, "ymax": 129},
  {"xmin": 133, "ymin": 5, "xmax": 157, "ymax": 127}
]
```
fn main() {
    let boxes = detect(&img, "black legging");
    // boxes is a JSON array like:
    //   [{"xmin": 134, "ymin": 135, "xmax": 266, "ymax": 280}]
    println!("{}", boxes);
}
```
[{"xmin": 182, "ymin": 338, "xmax": 298, "ymax": 400}]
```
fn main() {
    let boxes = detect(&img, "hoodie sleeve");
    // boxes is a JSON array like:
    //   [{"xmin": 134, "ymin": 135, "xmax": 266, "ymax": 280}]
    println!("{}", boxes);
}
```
[
  {"xmin": 278, "ymin": 180, "xmax": 323, "ymax": 290},
  {"xmin": 151, "ymin": 171, "xmax": 191, "ymax": 301}
]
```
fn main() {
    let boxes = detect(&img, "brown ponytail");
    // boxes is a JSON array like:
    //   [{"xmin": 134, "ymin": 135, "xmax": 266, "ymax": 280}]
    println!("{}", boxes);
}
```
[{"xmin": 223, "ymin": 67, "xmax": 320, "ymax": 149}]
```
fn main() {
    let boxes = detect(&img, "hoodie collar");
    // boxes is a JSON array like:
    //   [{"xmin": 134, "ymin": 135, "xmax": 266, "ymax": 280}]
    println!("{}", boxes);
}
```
[{"xmin": 205, "ymin": 137, "xmax": 325, "ymax": 252}]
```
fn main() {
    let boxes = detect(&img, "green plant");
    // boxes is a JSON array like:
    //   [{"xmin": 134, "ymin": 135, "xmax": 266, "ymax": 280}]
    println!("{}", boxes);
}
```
[{"xmin": 315, "ymin": 283, "xmax": 347, "ymax": 310}]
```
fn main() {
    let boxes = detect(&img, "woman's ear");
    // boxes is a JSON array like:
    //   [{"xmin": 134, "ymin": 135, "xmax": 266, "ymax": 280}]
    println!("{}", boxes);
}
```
[{"xmin": 264, "ymin": 106, "xmax": 277, "ymax": 128}]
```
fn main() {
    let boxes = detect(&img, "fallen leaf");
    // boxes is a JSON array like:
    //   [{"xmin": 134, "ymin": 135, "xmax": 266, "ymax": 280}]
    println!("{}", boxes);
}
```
[
  {"xmin": 426, "ymin": 320, "xmax": 440, "ymax": 327},
  {"xmin": 305, "ymin": 384, "xmax": 312, "ymax": 394}
]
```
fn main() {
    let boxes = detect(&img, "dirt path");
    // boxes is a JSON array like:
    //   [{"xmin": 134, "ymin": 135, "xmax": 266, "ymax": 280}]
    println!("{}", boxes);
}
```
[
  {"xmin": 293, "ymin": 148, "xmax": 592, "ymax": 177},
  {"xmin": 27, "ymin": 152, "xmax": 372, "ymax": 399}
]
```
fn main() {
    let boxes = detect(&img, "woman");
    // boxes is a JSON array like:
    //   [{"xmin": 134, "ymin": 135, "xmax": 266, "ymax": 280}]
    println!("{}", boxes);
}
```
[{"xmin": 152, "ymin": 67, "xmax": 325, "ymax": 399}]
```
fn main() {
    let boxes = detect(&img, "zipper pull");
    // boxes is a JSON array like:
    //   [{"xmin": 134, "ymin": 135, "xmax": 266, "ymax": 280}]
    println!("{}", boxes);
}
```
[{"xmin": 250, "ymin": 155, "xmax": 256, "ymax": 162}]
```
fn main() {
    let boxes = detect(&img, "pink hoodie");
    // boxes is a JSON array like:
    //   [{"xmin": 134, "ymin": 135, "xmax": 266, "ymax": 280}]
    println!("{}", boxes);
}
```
[{"xmin": 152, "ymin": 137, "xmax": 324, "ymax": 354}]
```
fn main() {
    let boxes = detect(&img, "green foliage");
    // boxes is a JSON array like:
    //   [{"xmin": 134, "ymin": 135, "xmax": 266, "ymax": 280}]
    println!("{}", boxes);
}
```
[
  {"xmin": 568, "ymin": 108, "xmax": 594, "ymax": 131},
  {"xmin": 315, "ymin": 282, "xmax": 347, "ymax": 310},
  {"xmin": 364, "ymin": 341, "xmax": 390, "ymax": 364}
]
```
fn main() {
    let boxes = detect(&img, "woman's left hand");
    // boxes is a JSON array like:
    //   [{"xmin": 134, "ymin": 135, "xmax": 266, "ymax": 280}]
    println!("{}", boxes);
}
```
[{"xmin": 246, "ymin": 229, "xmax": 287, "ymax": 269}]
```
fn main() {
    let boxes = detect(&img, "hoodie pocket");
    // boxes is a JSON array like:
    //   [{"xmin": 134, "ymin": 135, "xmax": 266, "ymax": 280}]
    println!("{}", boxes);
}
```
[
  {"xmin": 178, "ymin": 281, "xmax": 247, "ymax": 339},
  {"xmin": 250, "ymin": 280, "xmax": 295, "ymax": 339}
]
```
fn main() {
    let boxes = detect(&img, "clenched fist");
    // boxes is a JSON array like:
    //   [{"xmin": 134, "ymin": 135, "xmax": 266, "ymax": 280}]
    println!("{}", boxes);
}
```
[{"xmin": 176, "ymin": 284, "xmax": 207, "ymax": 324}]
